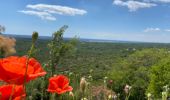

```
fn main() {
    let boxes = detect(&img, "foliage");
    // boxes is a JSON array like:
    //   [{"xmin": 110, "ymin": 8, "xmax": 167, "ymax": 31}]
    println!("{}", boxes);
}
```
[
  {"xmin": 48, "ymin": 25, "xmax": 78, "ymax": 76},
  {"xmin": 0, "ymin": 25, "xmax": 5, "ymax": 34},
  {"xmin": 0, "ymin": 35, "xmax": 16, "ymax": 58},
  {"xmin": 26, "ymin": 26, "xmax": 79, "ymax": 100},
  {"xmin": 109, "ymin": 48, "xmax": 170, "ymax": 100},
  {"xmin": 147, "ymin": 56, "xmax": 170, "ymax": 98},
  {"xmin": 9, "ymin": 29, "xmax": 170, "ymax": 99}
]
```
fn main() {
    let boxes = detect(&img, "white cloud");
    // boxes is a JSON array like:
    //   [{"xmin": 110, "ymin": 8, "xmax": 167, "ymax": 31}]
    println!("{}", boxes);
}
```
[
  {"xmin": 19, "ymin": 4, "xmax": 87, "ymax": 21},
  {"xmin": 158, "ymin": 0, "xmax": 170, "ymax": 3},
  {"xmin": 144, "ymin": 27, "xmax": 160, "ymax": 32},
  {"xmin": 147, "ymin": 0, "xmax": 170, "ymax": 3},
  {"xmin": 19, "ymin": 10, "xmax": 56, "ymax": 21},
  {"xmin": 27, "ymin": 4, "xmax": 87, "ymax": 16},
  {"xmin": 113, "ymin": 0, "xmax": 157, "ymax": 11},
  {"xmin": 165, "ymin": 29, "xmax": 170, "ymax": 32},
  {"xmin": 144, "ymin": 28, "xmax": 170, "ymax": 32}
]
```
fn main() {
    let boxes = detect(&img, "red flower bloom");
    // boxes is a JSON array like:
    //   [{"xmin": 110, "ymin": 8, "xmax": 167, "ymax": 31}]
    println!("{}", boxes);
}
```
[
  {"xmin": 109, "ymin": 80, "xmax": 113, "ymax": 84},
  {"xmin": 47, "ymin": 75, "xmax": 73, "ymax": 94},
  {"xmin": 0, "ymin": 56, "xmax": 47, "ymax": 85},
  {"xmin": 0, "ymin": 84, "xmax": 25, "ymax": 100}
]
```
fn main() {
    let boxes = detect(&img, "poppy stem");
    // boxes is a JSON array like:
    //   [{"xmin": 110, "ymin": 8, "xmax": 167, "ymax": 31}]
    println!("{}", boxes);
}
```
[
  {"xmin": 9, "ymin": 84, "xmax": 16, "ymax": 100},
  {"xmin": 125, "ymin": 92, "xmax": 131, "ymax": 100},
  {"xmin": 23, "ymin": 32, "xmax": 38, "ymax": 92},
  {"xmin": 59, "ymin": 94, "xmax": 62, "ymax": 100},
  {"xmin": 23, "ymin": 42, "xmax": 35, "ymax": 94},
  {"xmin": 50, "ymin": 93, "xmax": 55, "ymax": 100}
]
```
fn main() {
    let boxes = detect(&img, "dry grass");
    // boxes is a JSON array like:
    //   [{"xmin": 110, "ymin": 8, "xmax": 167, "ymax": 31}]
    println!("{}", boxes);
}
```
[{"xmin": 0, "ymin": 35, "xmax": 16, "ymax": 56}]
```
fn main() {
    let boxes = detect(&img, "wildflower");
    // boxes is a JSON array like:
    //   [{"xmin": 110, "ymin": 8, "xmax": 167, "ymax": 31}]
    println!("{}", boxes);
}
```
[
  {"xmin": 80, "ymin": 77, "xmax": 87, "ymax": 93},
  {"xmin": 69, "ymin": 91, "xmax": 74, "ymax": 97},
  {"xmin": 0, "ymin": 84, "xmax": 25, "ymax": 100},
  {"xmin": 88, "ymin": 75, "xmax": 92, "ymax": 79},
  {"xmin": 162, "ymin": 91, "xmax": 167, "ymax": 96},
  {"xmin": 28, "ymin": 96, "xmax": 33, "ymax": 100},
  {"xmin": 124, "ymin": 84, "xmax": 132, "ymax": 94},
  {"xmin": 44, "ymin": 63, "xmax": 49, "ymax": 67},
  {"xmin": 81, "ymin": 97, "xmax": 88, "ymax": 100},
  {"xmin": 88, "ymin": 75, "xmax": 92, "ymax": 81},
  {"xmin": 162, "ymin": 91, "xmax": 167, "ymax": 100},
  {"xmin": 147, "ymin": 93, "xmax": 152, "ymax": 98},
  {"xmin": 109, "ymin": 80, "xmax": 113, "ymax": 84},
  {"xmin": 108, "ymin": 94, "xmax": 113, "ymax": 100},
  {"xmin": 104, "ymin": 77, "xmax": 108, "ymax": 83},
  {"xmin": 113, "ymin": 95, "xmax": 117, "ymax": 99},
  {"xmin": 64, "ymin": 71, "xmax": 69, "ymax": 74},
  {"xmin": 133, "ymin": 48, "xmax": 136, "ymax": 51},
  {"xmin": 89, "ymin": 69, "xmax": 93, "ymax": 73},
  {"xmin": 0, "ymin": 56, "xmax": 47, "ymax": 85},
  {"xmin": 0, "ymin": 35, "xmax": 16, "ymax": 57},
  {"xmin": 162, "ymin": 85, "xmax": 169, "ymax": 100},
  {"xmin": 69, "ymin": 72, "xmax": 73, "ymax": 77},
  {"xmin": 86, "ymin": 82, "xmax": 90, "ymax": 88},
  {"xmin": 47, "ymin": 75, "xmax": 73, "ymax": 94},
  {"xmin": 163, "ymin": 85, "xmax": 169, "ymax": 92},
  {"xmin": 104, "ymin": 77, "xmax": 108, "ymax": 80}
]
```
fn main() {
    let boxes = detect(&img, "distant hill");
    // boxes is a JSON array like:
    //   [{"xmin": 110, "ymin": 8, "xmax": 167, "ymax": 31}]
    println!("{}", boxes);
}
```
[{"xmin": 3, "ymin": 34, "xmax": 142, "ymax": 43}]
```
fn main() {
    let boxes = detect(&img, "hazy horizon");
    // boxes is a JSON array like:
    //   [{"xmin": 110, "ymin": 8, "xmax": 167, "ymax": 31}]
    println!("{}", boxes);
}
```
[{"xmin": 4, "ymin": 33, "xmax": 170, "ymax": 43}]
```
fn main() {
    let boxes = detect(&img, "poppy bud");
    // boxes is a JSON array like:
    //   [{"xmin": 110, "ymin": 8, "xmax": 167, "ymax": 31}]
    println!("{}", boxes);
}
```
[
  {"xmin": 32, "ymin": 31, "xmax": 38, "ymax": 43},
  {"xmin": 69, "ymin": 91, "xmax": 74, "ymax": 97},
  {"xmin": 80, "ymin": 77, "xmax": 87, "ymax": 93}
]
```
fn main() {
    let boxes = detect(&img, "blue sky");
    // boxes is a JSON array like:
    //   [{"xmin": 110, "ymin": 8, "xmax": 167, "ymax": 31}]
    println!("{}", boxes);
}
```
[{"xmin": 1, "ymin": 0, "xmax": 170, "ymax": 43}]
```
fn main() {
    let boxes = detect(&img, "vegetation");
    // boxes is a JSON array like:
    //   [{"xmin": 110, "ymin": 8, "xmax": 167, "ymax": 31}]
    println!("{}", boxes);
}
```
[
  {"xmin": 0, "ymin": 26, "xmax": 170, "ymax": 100},
  {"xmin": 0, "ymin": 25, "xmax": 5, "ymax": 34},
  {"xmin": 109, "ymin": 48, "xmax": 170, "ymax": 99}
]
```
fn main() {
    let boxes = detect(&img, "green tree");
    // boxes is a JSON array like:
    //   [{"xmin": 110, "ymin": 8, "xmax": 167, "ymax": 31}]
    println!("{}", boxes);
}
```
[
  {"xmin": 147, "ymin": 56, "xmax": 170, "ymax": 98},
  {"xmin": 48, "ymin": 25, "xmax": 78, "ymax": 76},
  {"xmin": 109, "ymin": 48, "xmax": 170, "ymax": 100}
]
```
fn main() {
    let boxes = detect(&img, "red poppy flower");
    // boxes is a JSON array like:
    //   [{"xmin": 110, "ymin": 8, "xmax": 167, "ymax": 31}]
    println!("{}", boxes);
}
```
[
  {"xmin": 0, "ymin": 84, "xmax": 25, "ymax": 100},
  {"xmin": 47, "ymin": 75, "xmax": 73, "ymax": 94},
  {"xmin": 0, "ymin": 56, "xmax": 47, "ymax": 85}
]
